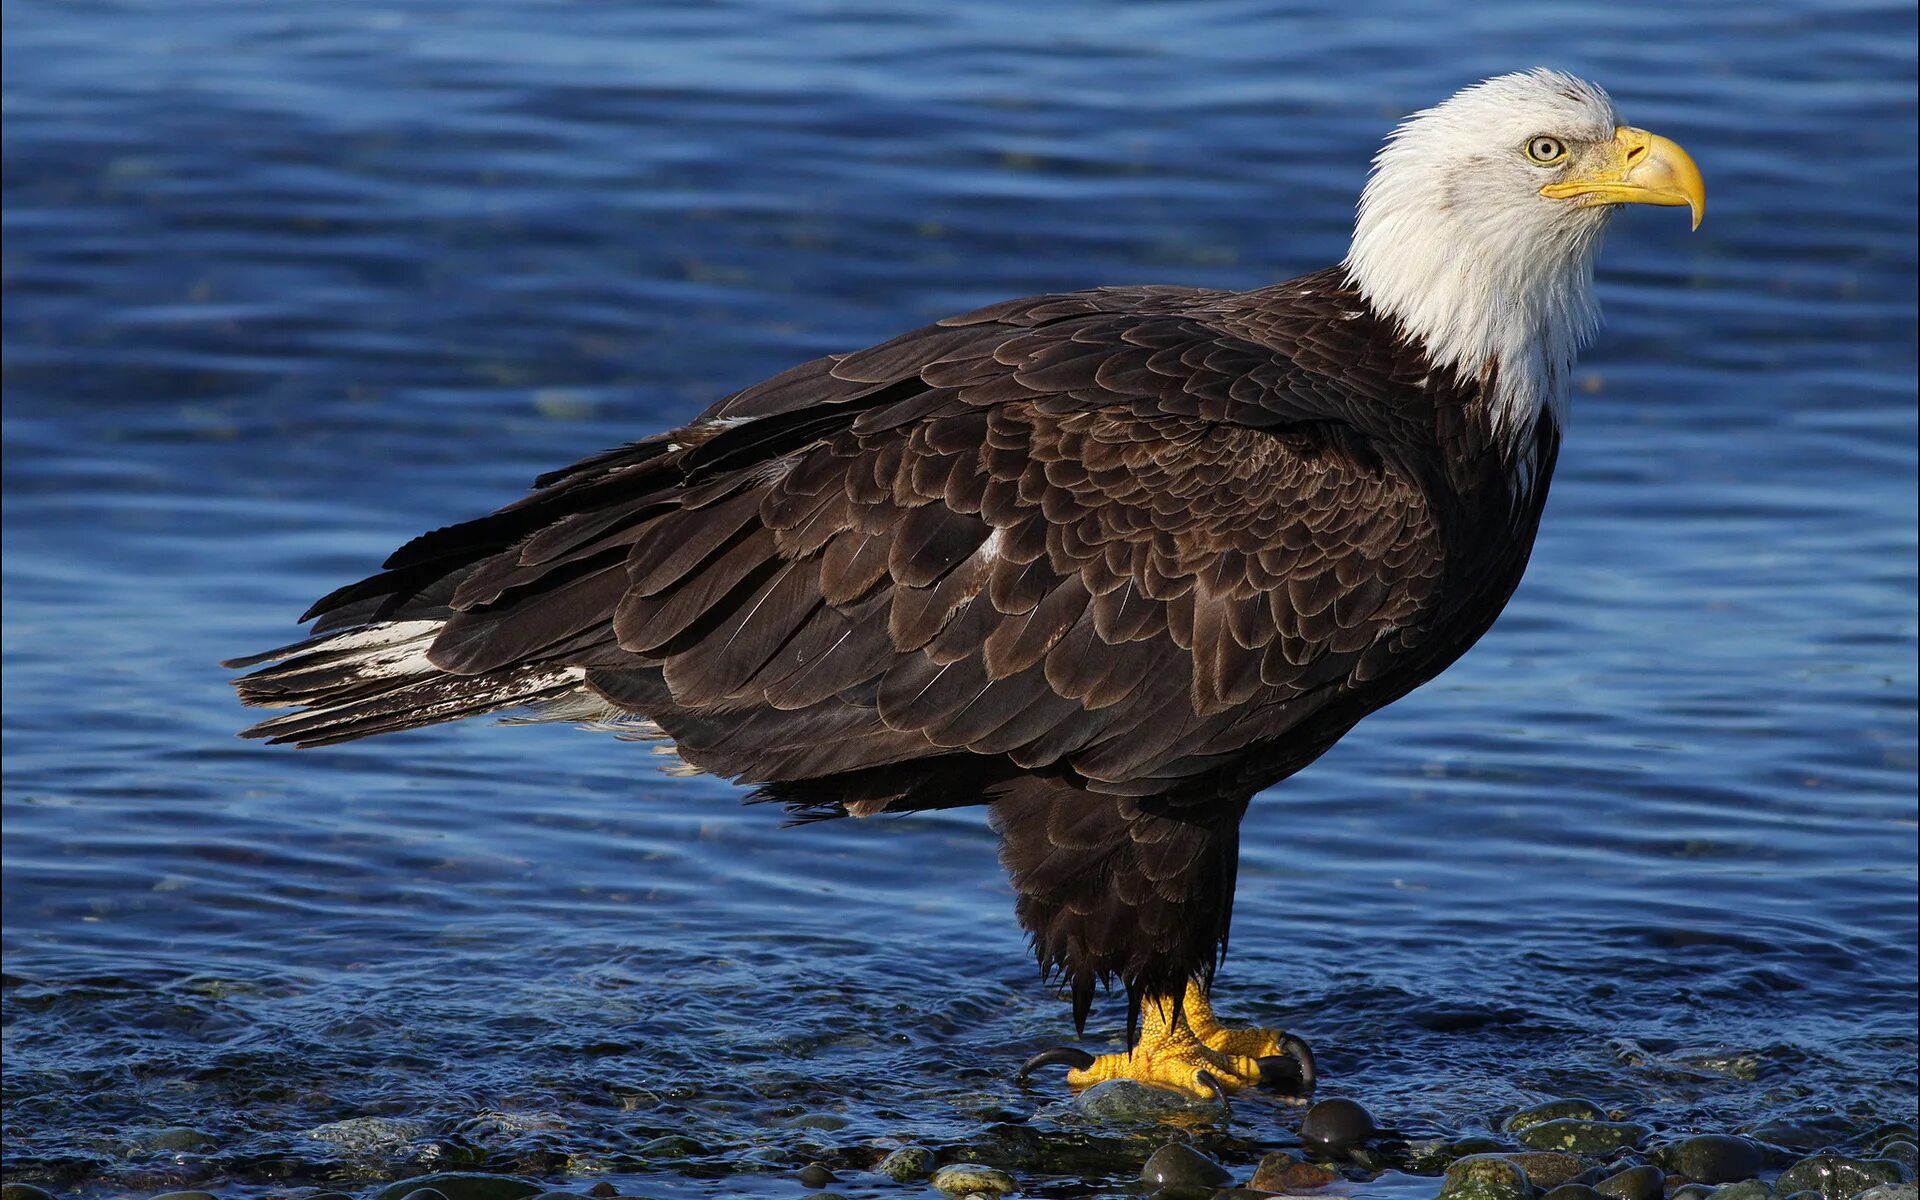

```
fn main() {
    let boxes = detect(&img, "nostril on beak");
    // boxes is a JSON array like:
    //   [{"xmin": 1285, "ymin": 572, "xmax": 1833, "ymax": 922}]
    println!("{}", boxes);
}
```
[{"xmin": 1624, "ymin": 144, "xmax": 1647, "ymax": 165}]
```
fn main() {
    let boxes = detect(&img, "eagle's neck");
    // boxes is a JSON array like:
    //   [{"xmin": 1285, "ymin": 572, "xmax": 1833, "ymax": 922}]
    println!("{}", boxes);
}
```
[{"xmin": 1342, "ymin": 179, "xmax": 1607, "ymax": 459}]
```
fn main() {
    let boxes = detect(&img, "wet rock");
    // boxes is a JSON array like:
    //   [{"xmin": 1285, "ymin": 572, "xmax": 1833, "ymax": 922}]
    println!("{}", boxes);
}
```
[
  {"xmin": 1300, "ymin": 1098, "xmax": 1381, "ymax": 1155},
  {"xmin": 1671, "ymin": 1188, "xmax": 1715, "ymax": 1200},
  {"xmin": 1439, "ymin": 1154, "xmax": 1536, "ymax": 1200},
  {"xmin": 307, "ymin": 1116, "xmax": 422, "ymax": 1156},
  {"xmin": 586, "ymin": 1186, "xmax": 618, "ymax": 1199},
  {"xmin": 149, "ymin": 1193, "xmax": 221, "ymax": 1200},
  {"xmin": 1, "ymin": 1186, "xmax": 54, "ymax": 1200},
  {"xmin": 1249, "ymin": 1150, "xmax": 1341, "ymax": 1192},
  {"xmin": 637, "ymin": 1134, "xmax": 706, "ymax": 1159},
  {"xmin": 1774, "ymin": 1156, "xmax": 1905, "ymax": 1200},
  {"xmin": 729, "ymin": 1145, "xmax": 790, "ymax": 1172},
  {"xmin": 1877, "ymin": 1145, "xmax": 1919, "ymax": 1176},
  {"xmin": 1744, "ymin": 1120, "xmax": 1857, "ymax": 1154},
  {"xmin": 1853, "ymin": 1187, "xmax": 1919, "ymax": 1200},
  {"xmin": 1595, "ymin": 1164, "xmax": 1664, "ymax": 1200},
  {"xmin": 372, "ymin": 1174, "xmax": 544, "ymax": 1200},
  {"xmin": 1501, "ymin": 1153, "xmax": 1585, "ymax": 1189},
  {"xmin": 962, "ymin": 1123, "xmax": 1049, "ymax": 1172},
  {"xmin": 789, "ymin": 1113, "xmax": 851, "ymax": 1132},
  {"xmin": 528, "ymin": 1193, "xmax": 592, "ymax": 1200},
  {"xmin": 144, "ymin": 1127, "xmax": 219, "ymax": 1153},
  {"xmin": 1708, "ymin": 1183, "xmax": 1775, "ymax": 1200},
  {"xmin": 1518, "ymin": 1121, "xmax": 1650, "ymax": 1155},
  {"xmin": 394, "ymin": 1192, "xmax": 449, "ymax": 1200},
  {"xmin": 931, "ymin": 1164, "xmax": 1016, "ymax": 1197},
  {"xmin": 1657, "ymin": 1136, "xmax": 1767, "ymax": 1184},
  {"xmin": 875, "ymin": 1146, "xmax": 935, "ymax": 1182},
  {"xmin": 1143, "ymin": 1143, "xmax": 1232, "ymax": 1191},
  {"xmin": 800, "ymin": 1193, "xmax": 850, "ymax": 1200},
  {"xmin": 1075, "ymin": 1079, "xmax": 1222, "ymax": 1122},
  {"xmin": 1507, "ymin": 1102, "xmax": 1609, "ymax": 1135},
  {"xmin": 1409, "ymin": 1139, "xmax": 1517, "ymax": 1173},
  {"xmin": 1543, "ymin": 1187, "xmax": 1604, "ymax": 1200},
  {"xmin": 797, "ymin": 1163, "xmax": 837, "ymax": 1188},
  {"xmin": 1451, "ymin": 1138, "xmax": 1520, "ymax": 1158}
]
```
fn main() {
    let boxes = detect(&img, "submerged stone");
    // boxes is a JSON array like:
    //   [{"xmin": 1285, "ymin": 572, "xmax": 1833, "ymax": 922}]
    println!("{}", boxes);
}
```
[
  {"xmin": 372, "ymin": 1174, "xmax": 543, "ymax": 1200},
  {"xmin": 1543, "ymin": 1187, "xmax": 1604, "ymax": 1200},
  {"xmin": 1744, "ymin": 1120, "xmax": 1855, "ymax": 1154},
  {"xmin": 1774, "ymin": 1155, "xmax": 1905, "ymax": 1200},
  {"xmin": 789, "ymin": 1113, "xmax": 851, "ymax": 1131},
  {"xmin": 1439, "ymin": 1154, "xmax": 1536, "ymax": 1200},
  {"xmin": 1518, "ymin": 1121, "xmax": 1650, "ymax": 1155},
  {"xmin": 1249, "ymin": 1150, "xmax": 1341, "ymax": 1192},
  {"xmin": 1657, "ymin": 1136, "xmax": 1767, "ymax": 1184},
  {"xmin": 1506, "ymin": 1102, "xmax": 1609, "ymax": 1135},
  {"xmin": 1595, "ymin": 1164, "xmax": 1664, "ymax": 1200},
  {"xmin": 1142, "ymin": 1143, "xmax": 1232, "ymax": 1190},
  {"xmin": 874, "ymin": 1146, "xmax": 935, "ymax": 1182},
  {"xmin": 1708, "ymin": 1182, "xmax": 1775, "ymax": 1200},
  {"xmin": 637, "ymin": 1135, "xmax": 706, "ymax": 1159},
  {"xmin": 148, "ymin": 1193, "xmax": 221, "ymax": 1200},
  {"xmin": 931, "ymin": 1163, "xmax": 1016, "ymax": 1197},
  {"xmin": 1671, "ymin": 1187, "xmax": 1716, "ymax": 1200},
  {"xmin": 1501, "ymin": 1153, "xmax": 1584, "ymax": 1189},
  {"xmin": 1853, "ymin": 1187, "xmax": 1919, "ymax": 1200},
  {"xmin": 1876, "ymin": 1144, "xmax": 1919, "ymax": 1176},
  {"xmin": 308, "ymin": 1116, "xmax": 422, "ymax": 1156},
  {"xmin": 797, "ymin": 1164, "xmax": 837, "ymax": 1188},
  {"xmin": 0, "ymin": 1186, "xmax": 55, "ymax": 1200},
  {"xmin": 1300, "ymin": 1098, "xmax": 1381, "ymax": 1155},
  {"xmin": 144, "ymin": 1127, "xmax": 218, "ymax": 1153}
]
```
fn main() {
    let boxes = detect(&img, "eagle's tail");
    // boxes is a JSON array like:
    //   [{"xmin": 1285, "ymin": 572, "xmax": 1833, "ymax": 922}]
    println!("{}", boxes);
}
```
[{"xmin": 224, "ymin": 620, "xmax": 587, "ymax": 748}]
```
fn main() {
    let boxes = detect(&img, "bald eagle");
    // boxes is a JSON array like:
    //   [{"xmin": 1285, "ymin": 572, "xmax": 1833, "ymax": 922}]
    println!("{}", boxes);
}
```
[{"xmin": 230, "ymin": 70, "xmax": 1703, "ymax": 1098}]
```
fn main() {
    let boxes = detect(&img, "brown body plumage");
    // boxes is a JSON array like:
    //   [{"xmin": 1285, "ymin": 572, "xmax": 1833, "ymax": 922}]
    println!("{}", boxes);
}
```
[{"xmin": 232, "ymin": 267, "xmax": 1556, "ymax": 1032}]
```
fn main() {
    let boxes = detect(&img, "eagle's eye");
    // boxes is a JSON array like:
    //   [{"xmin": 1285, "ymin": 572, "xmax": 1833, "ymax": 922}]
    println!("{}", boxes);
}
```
[{"xmin": 1525, "ymin": 135, "xmax": 1569, "ymax": 166}]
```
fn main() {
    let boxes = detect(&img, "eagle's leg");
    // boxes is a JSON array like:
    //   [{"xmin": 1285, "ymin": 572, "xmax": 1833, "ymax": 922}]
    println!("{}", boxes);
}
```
[
  {"xmin": 1026, "ymin": 981, "xmax": 1315, "ymax": 1100},
  {"xmin": 1062, "ymin": 984, "xmax": 1264, "ymax": 1098},
  {"xmin": 1181, "ymin": 980, "xmax": 1286, "ymax": 1058},
  {"xmin": 995, "ymin": 785, "xmax": 1313, "ymax": 1099}
]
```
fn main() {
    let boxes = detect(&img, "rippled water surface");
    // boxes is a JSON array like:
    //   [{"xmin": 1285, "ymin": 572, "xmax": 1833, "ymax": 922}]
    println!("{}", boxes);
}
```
[{"xmin": 4, "ymin": 1, "xmax": 1916, "ymax": 1196}]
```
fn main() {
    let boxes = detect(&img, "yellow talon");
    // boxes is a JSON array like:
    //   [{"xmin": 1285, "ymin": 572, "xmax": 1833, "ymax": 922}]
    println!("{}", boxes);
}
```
[{"xmin": 1054, "ymin": 981, "xmax": 1303, "ymax": 1100}]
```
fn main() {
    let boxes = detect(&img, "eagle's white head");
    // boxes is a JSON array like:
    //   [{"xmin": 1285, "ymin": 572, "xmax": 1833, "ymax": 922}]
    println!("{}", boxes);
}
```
[{"xmin": 1343, "ymin": 70, "xmax": 1705, "ymax": 453}]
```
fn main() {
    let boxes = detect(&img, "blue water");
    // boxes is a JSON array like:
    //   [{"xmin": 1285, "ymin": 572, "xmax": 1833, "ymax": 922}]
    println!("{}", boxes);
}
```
[{"xmin": 3, "ymin": 1, "xmax": 1915, "ymax": 1197}]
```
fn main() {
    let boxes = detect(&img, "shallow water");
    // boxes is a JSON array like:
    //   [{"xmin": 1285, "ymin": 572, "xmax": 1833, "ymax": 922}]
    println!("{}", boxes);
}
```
[{"xmin": 3, "ymin": 0, "xmax": 1915, "ymax": 1196}]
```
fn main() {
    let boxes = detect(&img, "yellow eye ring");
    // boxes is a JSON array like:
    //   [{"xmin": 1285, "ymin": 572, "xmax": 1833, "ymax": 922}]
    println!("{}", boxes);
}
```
[{"xmin": 1525, "ymin": 135, "xmax": 1568, "ymax": 165}]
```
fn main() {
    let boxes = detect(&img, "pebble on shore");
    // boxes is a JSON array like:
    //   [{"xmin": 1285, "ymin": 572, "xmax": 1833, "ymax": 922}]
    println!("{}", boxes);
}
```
[
  {"xmin": 931, "ymin": 1163, "xmax": 1017, "ymax": 1197},
  {"xmin": 1249, "ymin": 1151, "xmax": 1342, "ymax": 1192},
  {"xmin": 1439, "ymin": 1154, "xmax": 1537, "ymax": 1200},
  {"xmin": 1517, "ymin": 1121, "xmax": 1651, "ymax": 1155}
]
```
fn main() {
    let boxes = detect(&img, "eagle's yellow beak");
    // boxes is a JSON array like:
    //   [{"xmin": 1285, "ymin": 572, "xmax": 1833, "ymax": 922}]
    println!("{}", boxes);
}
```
[{"xmin": 1541, "ymin": 126, "xmax": 1706, "ymax": 230}]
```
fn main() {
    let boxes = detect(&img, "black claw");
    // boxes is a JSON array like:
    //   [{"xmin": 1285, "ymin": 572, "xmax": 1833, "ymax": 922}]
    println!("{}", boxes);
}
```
[
  {"xmin": 1256, "ymin": 1033, "xmax": 1317, "ymax": 1095},
  {"xmin": 1017, "ymin": 1046, "xmax": 1095, "ymax": 1078},
  {"xmin": 1193, "ymin": 1069, "xmax": 1229, "ymax": 1107}
]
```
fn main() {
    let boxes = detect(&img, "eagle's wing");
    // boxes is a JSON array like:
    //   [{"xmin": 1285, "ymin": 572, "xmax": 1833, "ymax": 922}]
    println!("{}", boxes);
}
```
[{"xmin": 238, "ymin": 286, "xmax": 1446, "ymax": 809}]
